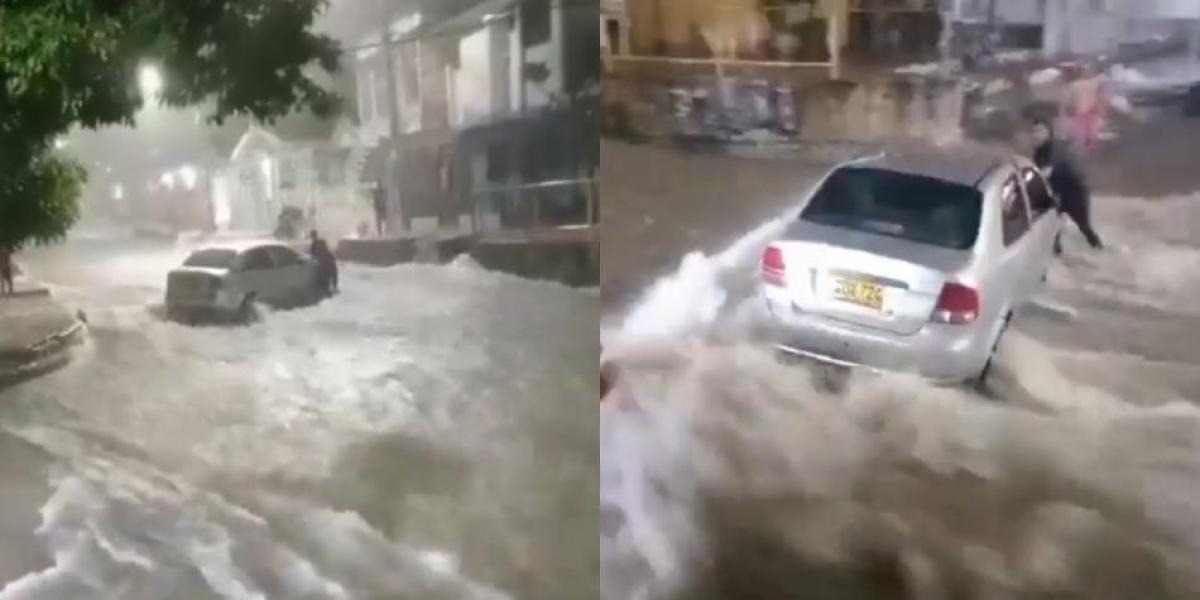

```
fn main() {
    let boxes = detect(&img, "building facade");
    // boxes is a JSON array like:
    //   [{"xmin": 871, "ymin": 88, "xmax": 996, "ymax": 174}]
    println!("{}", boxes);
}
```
[
  {"xmin": 343, "ymin": 0, "xmax": 598, "ymax": 235},
  {"xmin": 613, "ymin": 0, "xmax": 1199, "ymax": 68}
]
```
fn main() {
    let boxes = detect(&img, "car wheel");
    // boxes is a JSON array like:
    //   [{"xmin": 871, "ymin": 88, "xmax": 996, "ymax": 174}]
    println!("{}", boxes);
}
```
[{"xmin": 236, "ymin": 294, "xmax": 259, "ymax": 324}]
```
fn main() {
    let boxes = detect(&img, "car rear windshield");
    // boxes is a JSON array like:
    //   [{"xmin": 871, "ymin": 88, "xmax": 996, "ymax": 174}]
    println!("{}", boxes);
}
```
[
  {"xmin": 800, "ymin": 167, "xmax": 983, "ymax": 249},
  {"xmin": 183, "ymin": 248, "xmax": 237, "ymax": 269}
]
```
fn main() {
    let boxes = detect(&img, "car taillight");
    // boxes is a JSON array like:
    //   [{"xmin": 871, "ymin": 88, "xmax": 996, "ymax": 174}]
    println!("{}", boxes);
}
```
[
  {"xmin": 761, "ymin": 245, "xmax": 786, "ymax": 286},
  {"xmin": 931, "ymin": 282, "xmax": 979, "ymax": 324}
]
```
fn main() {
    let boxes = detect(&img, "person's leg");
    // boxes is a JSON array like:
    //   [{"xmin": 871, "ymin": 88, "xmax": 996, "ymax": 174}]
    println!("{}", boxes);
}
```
[{"xmin": 1066, "ymin": 201, "xmax": 1103, "ymax": 249}]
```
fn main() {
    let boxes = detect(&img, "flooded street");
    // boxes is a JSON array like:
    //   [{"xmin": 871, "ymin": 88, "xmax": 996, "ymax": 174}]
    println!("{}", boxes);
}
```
[
  {"xmin": 0, "ymin": 237, "xmax": 599, "ymax": 600},
  {"xmin": 600, "ymin": 139, "xmax": 1200, "ymax": 598}
]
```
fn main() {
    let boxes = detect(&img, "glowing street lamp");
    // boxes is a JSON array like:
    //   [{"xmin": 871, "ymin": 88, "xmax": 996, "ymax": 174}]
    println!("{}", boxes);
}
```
[
  {"xmin": 139, "ymin": 64, "xmax": 164, "ymax": 99},
  {"xmin": 178, "ymin": 165, "xmax": 199, "ymax": 191}
]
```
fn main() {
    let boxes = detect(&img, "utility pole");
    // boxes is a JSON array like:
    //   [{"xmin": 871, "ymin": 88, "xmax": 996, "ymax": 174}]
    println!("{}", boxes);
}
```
[
  {"xmin": 514, "ymin": 3, "xmax": 525, "ymax": 113},
  {"xmin": 1191, "ymin": 4, "xmax": 1200, "ymax": 65},
  {"xmin": 937, "ymin": 0, "xmax": 957, "ymax": 76},
  {"xmin": 378, "ymin": 0, "xmax": 404, "ymax": 233}
]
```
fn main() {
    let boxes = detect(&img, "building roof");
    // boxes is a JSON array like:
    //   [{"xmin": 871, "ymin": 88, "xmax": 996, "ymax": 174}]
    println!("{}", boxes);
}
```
[{"xmin": 855, "ymin": 142, "xmax": 1009, "ymax": 187}]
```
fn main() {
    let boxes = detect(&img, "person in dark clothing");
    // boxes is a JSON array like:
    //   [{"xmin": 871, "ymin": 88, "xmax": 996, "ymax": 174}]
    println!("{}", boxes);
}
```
[
  {"xmin": 308, "ymin": 230, "xmax": 338, "ymax": 296},
  {"xmin": 371, "ymin": 184, "xmax": 387, "ymax": 238},
  {"xmin": 0, "ymin": 246, "xmax": 14, "ymax": 295},
  {"xmin": 1031, "ymin": 118, "xmax": 1103, "ymax": 251}
]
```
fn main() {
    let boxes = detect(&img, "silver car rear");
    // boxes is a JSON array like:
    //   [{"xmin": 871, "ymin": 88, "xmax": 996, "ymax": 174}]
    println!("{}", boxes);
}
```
[
  {"xmin": 761, "ymin": 148, "xmax": 1060, "ymax": 383},
  {"xmin": 165, "ymin": 242, "xmax": 319, "ymax": 322}
]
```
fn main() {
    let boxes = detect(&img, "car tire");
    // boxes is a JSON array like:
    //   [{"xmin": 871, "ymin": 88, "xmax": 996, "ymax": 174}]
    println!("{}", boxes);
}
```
[{"xmin": 236, "ymin": 294, "xmax": 259, "ymax": 324}]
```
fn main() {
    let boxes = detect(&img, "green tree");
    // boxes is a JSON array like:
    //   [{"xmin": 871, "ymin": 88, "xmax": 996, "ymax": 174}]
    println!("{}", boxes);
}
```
[{"xmin": 0, "ymin": 0, "xmax": 341, "ymax": 250}]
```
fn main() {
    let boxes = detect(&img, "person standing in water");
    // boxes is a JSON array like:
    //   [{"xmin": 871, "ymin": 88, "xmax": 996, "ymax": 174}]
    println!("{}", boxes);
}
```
[
  {"xmin": 308, "ymin": 230, "xmax": 339, "ymax": 296},
  {"xmin": 371, "ymin": 183, "xmax": 387, "ymax": 238},
  {"xmin": 1031, "ymin": 118, "xmax": 1103, "ymax": 251},
  {"xmin": 0, "ymin": 245, "xmax": 14, "ymax": 295}
]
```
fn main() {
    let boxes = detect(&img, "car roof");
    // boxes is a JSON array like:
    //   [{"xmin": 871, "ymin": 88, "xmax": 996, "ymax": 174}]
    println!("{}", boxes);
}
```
[
  {"xmin": 189, "ymin": 239, "xmax": 287, "ymax": 254},
  {"xmin": 848, "ymin": 142, "xmax": 1015, "ymax": 188}
]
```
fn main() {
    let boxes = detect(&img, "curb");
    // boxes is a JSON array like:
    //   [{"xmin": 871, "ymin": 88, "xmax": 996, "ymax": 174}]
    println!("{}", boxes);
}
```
[
  {"xmin": 0, "ymin": 288, "xmax": 50, "ymax": 300},
  {"xmin": 0, "ymin": 320, "xmax": 87, "ymax": 386}
]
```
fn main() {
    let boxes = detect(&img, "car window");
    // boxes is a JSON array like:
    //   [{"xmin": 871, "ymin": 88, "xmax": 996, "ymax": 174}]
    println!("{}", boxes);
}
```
[
  {"xmin": 1021, "ymin": 167, "xmax": 1056, "ymax": 215},
  {"xmin": 241, "ymin": 247, "xmax": 273, "ymax": 271},
  {"xmin": 799, "ymin": 167, "xmax": 983, "ymax": 249},
  {"xmin": 1000, "ymin": 175, "xmax": 1030, "ymax": 246},
  {"xmin": 183, "ymin": 248, "xmax": 237, "ymax": 269},
  {"xmin": 265, "ymin": 245, "xmax": 302, "ymax": 267}
]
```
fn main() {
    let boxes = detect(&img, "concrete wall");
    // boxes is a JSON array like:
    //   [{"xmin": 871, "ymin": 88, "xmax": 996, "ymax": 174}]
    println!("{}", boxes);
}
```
[
  {"xmin": 628, "ymin": 0, "xmax": 767, "ymax": 56},
  {"xmin": 604, "ymin": 70, "xmax": 963, "ymax": 145}
]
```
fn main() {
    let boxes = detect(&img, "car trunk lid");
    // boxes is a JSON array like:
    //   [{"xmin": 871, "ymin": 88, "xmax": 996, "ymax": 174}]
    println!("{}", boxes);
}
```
[
  {"xmin": 771, "ymin": 222, "xmax": 973, "ymax": 335},
  {"xmin": 166, "ymin": 267, "xmax": 226, "ymax": 302}
]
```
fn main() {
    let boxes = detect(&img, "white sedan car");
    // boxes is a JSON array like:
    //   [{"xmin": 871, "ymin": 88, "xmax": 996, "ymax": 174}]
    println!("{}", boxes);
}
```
[
  {"xmin": 760, "ymin": 144, "xmax": 1061, "ymax": 384},
  {"xmin": 165, "ymin": 241, "xmax": 321, "ymax": 322}
]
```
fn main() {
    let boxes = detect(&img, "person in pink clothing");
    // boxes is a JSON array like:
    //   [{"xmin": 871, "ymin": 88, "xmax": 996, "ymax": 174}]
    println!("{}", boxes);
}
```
[{"xmin": 1065, "ymin": 62, "xmax": 1106, "ymax": 152}]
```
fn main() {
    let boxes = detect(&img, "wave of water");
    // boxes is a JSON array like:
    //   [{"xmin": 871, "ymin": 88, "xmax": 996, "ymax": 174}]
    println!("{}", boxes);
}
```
[
  {"xmin": 602, "ymin": 194, "xmax": 1200, "ymax": 599},
  {"xmin": 1, "ymin": 248, "xmax": 599, "ymax": 600}
]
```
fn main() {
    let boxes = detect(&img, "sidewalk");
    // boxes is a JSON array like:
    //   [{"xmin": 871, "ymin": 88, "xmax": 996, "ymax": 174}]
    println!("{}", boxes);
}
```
[{"xmin": 0, "ymin": 278, "xmax": 85, "ymax": 384}]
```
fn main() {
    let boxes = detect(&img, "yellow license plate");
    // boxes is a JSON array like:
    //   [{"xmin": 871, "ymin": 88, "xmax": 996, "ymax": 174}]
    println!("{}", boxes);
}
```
[{"xmin": 833, "ymin": 278, "xmax": 884, "ymax": 310}]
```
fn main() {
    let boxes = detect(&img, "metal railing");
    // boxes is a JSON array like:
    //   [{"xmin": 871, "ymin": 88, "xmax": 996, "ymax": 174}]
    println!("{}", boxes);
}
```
[{"xmin": 468, "ymin": 177, "xmax": 599, "ymax": 235}]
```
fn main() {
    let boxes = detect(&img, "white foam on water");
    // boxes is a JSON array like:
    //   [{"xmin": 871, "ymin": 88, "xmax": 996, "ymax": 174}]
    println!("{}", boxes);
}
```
[
  {"xmin": 2, "ymin": 253, "xmax": 597, "ymax": 600},
  {"xmin": 602, "ymin": 192, "xmax": 1200, "ymax": 599},
  {"xmin": 619, "ymin": 211, "xmax": 799, "ymax": 344}
]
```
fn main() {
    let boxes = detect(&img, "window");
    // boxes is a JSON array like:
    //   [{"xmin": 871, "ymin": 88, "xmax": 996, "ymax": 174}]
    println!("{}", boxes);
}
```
[
  {"xmin": 241, "ymin": 247, "xmax": 273, "ymax": 271},
  {"xmin": 184, "ymin": 248, "xmax": 237, "ymax": 269},
  {"xmin": 522, "ymin": 0, "xmax": 551, "ymax": 47},
  {"xmin": 799, "ymin": 167, "xmax": 983, "ymax": 249},
  {"xmin": 279, "ymin": 160, "xmax": 297, "ymax": 191},
  {"xmin": 265, "ymin": 245, "xmax": 302, "ymax": 267},
  {"xmin": 315, "ymin": 149, "xmax": 348, "ymax": 186},
  {"xmin": 1021, "ymin": 167, "xmax": 1056, "ymax": 215},
  {"xmin": 1000, "ymin": 176, "xmax": 1030, "ymax": 246}
]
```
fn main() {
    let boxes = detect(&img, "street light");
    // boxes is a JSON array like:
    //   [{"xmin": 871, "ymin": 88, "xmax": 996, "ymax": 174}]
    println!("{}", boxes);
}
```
[
  {"xmin": 139, "ymin": 64, "xmax": 164, "ymax": 99},
  {"xmin": 178, "ymin": 165, "xmax": 199, "ymax": 190}
]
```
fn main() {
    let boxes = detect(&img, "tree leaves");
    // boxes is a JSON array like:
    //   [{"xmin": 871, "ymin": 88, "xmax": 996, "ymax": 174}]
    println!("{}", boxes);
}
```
[
  {"xmin": 0, "ymin": 0, "xmax": 341, "ymax": 248},
  {"xmin": 0, "ymin": 153, "xmax": 85, "ymax": 250}
]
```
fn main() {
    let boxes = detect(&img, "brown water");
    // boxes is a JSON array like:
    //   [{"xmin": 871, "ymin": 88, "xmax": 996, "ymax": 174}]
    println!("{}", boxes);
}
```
[{"xmin": 601, "ymin": 192, "xmax": 1200, "ymax": 600}]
